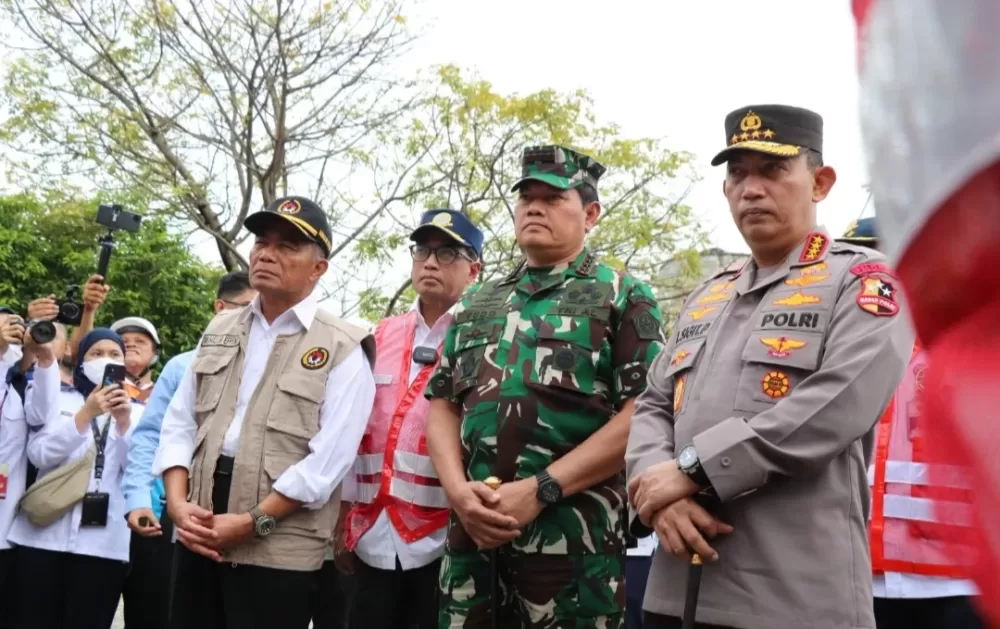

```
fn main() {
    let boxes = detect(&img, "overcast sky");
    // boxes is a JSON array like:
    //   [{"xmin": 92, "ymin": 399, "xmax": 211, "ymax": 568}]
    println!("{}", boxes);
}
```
[{"xmin": 399, "ymin": 0, "xmax": 870, "ymax": 255}]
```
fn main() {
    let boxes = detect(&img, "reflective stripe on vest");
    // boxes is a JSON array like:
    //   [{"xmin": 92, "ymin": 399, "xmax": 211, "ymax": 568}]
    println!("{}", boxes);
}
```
[{"xmin": 869, "ymin": 345, "xmax": 972, "ymax": 578}]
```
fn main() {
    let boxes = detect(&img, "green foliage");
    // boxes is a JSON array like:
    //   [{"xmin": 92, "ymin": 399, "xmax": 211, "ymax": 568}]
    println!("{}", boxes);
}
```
[
  {"xmin": 0, "ymin": 194, "xmax": 222, "ymax": 362},
  {"xmin": 355, "ymin": 66, "xmax": 710, "ymax": 321}
]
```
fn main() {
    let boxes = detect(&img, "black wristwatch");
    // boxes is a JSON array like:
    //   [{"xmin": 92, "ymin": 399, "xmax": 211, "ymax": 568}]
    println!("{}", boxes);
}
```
[
  {"xmin": 677, "ymin": 445, "xmax": 711, "ymax": 489},
  {"xmin": 249, "ymin": 505, "xmax": 277, "ymax": 537},
  {"xmin": 534, "ymin": 469, "xmax": 563, "ymax": 505}
]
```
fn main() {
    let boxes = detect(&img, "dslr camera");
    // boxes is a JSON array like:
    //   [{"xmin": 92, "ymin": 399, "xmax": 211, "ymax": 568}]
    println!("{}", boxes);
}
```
[{"xmin": 22, "ymin": 285, "xmax": 82, "ymax": 345}]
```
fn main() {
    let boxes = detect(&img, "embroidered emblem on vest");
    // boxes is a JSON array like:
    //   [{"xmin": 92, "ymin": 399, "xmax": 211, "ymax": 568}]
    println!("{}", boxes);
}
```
[{"xmin": 302, "ymin": 347, "xmax": 330, "ymax": 370}]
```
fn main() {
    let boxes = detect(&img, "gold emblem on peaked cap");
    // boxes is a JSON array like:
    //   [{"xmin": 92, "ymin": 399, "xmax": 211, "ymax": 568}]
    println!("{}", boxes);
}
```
[
  {"xmin": 740, "ymin": 111, "xmax": 762, "ymax": 132},
  {"xmin": 431, "ymin": 212, "xmax": 453, "ymax": 228}
]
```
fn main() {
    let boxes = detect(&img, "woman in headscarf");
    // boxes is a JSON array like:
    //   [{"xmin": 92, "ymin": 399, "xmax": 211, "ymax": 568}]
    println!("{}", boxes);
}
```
[{"xmin": 8, "ymin": 328, "xmax": 143, "ymax": 629}]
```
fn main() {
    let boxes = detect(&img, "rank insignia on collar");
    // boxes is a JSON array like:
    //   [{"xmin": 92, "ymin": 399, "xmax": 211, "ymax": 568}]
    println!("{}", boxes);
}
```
[
  {"xmin": 857, "ymin": 276, "xmax": 900, "ymax": 317},
  {"xmin": 798, "ymin": 232, "xmax": 830, "ymax": 263},
  {"xmin": 301, "ymin": 347, "xmax": 330, "ymax": 370},
  {"xmin": 761, "ymin": 371, "xmax": 791, "ymax": 399}
]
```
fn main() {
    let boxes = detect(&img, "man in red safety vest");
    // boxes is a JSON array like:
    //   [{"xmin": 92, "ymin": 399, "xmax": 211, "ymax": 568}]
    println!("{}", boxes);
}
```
[
  {"xmin": 337, "ymin": 209, "xmax": 484, "ymax": 629},
  {"xmin": 841, "ymin": 218, "xmax": 983, "ymax": 629}
]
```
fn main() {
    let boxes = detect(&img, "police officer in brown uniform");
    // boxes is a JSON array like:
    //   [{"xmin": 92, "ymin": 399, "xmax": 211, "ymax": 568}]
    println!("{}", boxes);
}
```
[
  {"xmin": 626, "ymin": 105, "xmax": 914, "ymax": 629},
  {"xmin": 154, "ymin": 197, "xmax": 377, "ymax": 629}
]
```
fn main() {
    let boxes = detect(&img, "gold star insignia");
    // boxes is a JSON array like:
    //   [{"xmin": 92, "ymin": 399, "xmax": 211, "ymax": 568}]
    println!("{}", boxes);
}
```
[
  {"xmin": 740, "ymin": 132, "xmax": 750, "ymax": 141},
  {"xmin": 751, "ymin": 130, "xmax": 761, "ymax": 139},
  {"xmin": 731, "ymin": 134, "xmax": 739, "ymax": 144},
  {"xmin": 762, "ymin": 129, "xmax": 775, "ymax": 139}
]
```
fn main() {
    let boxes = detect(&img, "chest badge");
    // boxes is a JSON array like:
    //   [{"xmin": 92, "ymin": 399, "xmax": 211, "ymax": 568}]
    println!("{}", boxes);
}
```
[
  {"xmin": 686, "ymin": 306, "xmax": 717, "ymax": 321},
  {"xmin": 760, "ymin": 337, "xmax": 807, "ymax": 358},
  {"xmin": 761, "ymin": 371, "xmax": 791, "ymax": 399},
  {"xmin": 772, "ymin": 291, "xmax": 821, "ymax": 307},
  {"xmin": 670, "ymin": 349, "xmax": 690, "ymax": 366},
  {"xmin": 301, "ymin": 347, "xmax": 330, "ymax": 370},
  {"xmin": 697, "ymin": 282, "xmax": 734, "ymax": 304},
  {"xmin": 674, "ymin": 375, "xmax": 686, "ymax": 413},
  {"xmin": 785, "ymin": 273, "xmax": 829, "ymax": 288}
]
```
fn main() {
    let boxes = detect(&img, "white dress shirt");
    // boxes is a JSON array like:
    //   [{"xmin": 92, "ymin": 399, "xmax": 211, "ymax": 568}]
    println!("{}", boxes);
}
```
[
  {"xmin": 0, "ymin": 360, "xmax": 28, "ymax": 551},
  {"xmin": 152, "ymin": 292, "xmax": 376, "ymax": 509},
  {"xmin": 7, "ymin": 362, "xmax": 141, "ymax": 562},
  {"xmin": 627, "ymin": 534, "xmax": 657, "ymax": 558},
  {"xmin": 349, "ymin": 300, "xmax": 452, "ymax": 571}
]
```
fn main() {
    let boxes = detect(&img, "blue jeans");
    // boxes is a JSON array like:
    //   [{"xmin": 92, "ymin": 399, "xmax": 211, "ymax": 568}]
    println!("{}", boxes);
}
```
[{"xmin": 625, "ymin": 555, "xmax": 653, "ymax": 629}]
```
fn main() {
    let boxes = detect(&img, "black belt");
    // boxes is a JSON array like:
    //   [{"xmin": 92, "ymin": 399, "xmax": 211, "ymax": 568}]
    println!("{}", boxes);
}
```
[{"xmin": 215, "ymin": 455, "xmax": 235, "ymax": 476}]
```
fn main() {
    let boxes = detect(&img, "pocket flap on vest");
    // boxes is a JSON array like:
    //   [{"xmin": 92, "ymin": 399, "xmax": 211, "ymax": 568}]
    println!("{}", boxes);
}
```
[
  {"xmin": 276, "ymin": 373, "xmax": 326, "ymax": 404},
  {"xmin": 192, "ymin": 351, "xmax": 233, "ymax": 375}
]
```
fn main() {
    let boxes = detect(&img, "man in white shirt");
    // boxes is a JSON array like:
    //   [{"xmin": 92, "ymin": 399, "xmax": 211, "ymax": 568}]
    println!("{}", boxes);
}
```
[
  {"xmin": 153, "ymin": 197, "xmax": 377, "ymax": 629},
  {"xmin": 336, "ymin": 209, "xmax": 483, "ymax": 629}
]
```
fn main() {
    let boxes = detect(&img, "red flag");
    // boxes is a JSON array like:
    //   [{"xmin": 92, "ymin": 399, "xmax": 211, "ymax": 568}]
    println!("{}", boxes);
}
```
[{"xmin": 856, "ymin": 0, "xmax": 1000, "ymax": 624}]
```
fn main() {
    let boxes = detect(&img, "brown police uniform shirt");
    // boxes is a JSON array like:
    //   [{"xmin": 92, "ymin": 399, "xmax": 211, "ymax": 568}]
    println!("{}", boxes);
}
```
[{"xmin": 626, "ymin": 231, "xmax": 913, "ymax": 629}]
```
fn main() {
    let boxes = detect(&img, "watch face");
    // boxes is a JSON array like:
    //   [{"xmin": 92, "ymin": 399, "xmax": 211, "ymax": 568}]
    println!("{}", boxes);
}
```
[
  {"xmin": 678, "ymin": 446, "xmax": 698, "ymax": 469},
  {"xmin": 256, "ymin": 516, "xmax": 277, "ymax": 537},
  {"xmin": 539, "ymin": 482, "xmax": 562, "ymax": 504}
]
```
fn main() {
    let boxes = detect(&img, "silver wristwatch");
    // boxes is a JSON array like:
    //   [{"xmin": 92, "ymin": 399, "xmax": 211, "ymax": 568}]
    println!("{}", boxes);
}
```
[{"xmin": 249, "ymin": 505, "xmax": 276, "ymax": 537}]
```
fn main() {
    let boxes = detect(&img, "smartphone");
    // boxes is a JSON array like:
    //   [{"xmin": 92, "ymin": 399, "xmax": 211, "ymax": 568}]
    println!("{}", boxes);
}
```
[{"xmin": 102, "ymin": 363, "xmax": 127, "ymax": 388}]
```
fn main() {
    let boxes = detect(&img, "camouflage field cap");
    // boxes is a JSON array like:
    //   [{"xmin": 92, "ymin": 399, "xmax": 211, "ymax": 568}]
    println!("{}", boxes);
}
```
[{"xmin": 510, "ymin": 145, "xmax": 606, "ymax": 192}]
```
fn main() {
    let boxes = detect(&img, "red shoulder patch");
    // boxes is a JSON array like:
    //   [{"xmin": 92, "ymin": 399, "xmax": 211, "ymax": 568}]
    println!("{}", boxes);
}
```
[
  {"xmin": 799, "ymin": 232, "xmax": 830, "ymax": 263},
  {"xmin": 856, "ymin": 276, "xmax": 900, "ymax": 317},
  {"xmin": 850, "ymin": 262, "xmax": 897, "ymax": 278}
]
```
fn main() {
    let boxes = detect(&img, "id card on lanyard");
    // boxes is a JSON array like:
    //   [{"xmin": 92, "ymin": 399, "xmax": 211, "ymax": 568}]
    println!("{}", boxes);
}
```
[{"xmin": 80, "ymin": 417, "xmax": 112, "ymax": 527}]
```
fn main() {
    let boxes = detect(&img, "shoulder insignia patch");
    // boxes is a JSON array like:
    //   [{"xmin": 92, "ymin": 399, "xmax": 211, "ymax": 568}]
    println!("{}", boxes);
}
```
[
  {"xmin": 633, "ymin": 312, "xmax": 662, "ymax": 341},
  {"xmin": 670, "ymin": 349, "xmax": 690, "ymax": 366},
  {"xmin": 850, "ymin": 262, "xmax": 896, "ymax": 278},
  {"xmin": 798, "ymin": 232, "xmax": 830, "ymax": 263},
  {"xmin": 301, "ymin": 347, "xmax": 330, "ymax": 370},
  {"xmin": 857, "ymin": 276, "xmax": 900, "ymax": 317}
]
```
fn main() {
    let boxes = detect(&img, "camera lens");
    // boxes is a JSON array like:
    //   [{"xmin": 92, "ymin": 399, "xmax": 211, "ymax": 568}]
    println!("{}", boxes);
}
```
[
  {"xmin": 29, "ymin": 320, "xmax": 56, "ymax": 345},
  {"xmin": 61, "ymin": 302, "xmax": 81, "ymax": 321}
]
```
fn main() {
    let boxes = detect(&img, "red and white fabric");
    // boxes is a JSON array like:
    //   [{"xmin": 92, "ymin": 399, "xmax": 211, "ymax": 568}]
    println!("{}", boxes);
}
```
[
  {"xmin": 344, "ymin": 302, "xmax": 453, "ymax": 571},
  {"xmin": 856, "ymin": 0, "xmax": 1000, "ymax": 621}
]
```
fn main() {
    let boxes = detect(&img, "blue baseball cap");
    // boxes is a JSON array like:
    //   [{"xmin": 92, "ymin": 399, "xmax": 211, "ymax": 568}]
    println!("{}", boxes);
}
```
[
  {"xmin": 410, "ymin": 209, "xmax": 485, "ymax": 258},
  {"xmin": 840, "ymin": 217, "xmax": 877, "ymax": 244}
]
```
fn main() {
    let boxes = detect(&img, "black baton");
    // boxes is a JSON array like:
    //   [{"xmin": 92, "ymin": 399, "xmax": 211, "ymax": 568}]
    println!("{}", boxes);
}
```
[
  {"xmin": 485, "ymin": 476, "xmax": 503, "ymax": 629},
  {"xmin": 681, "ymin": 553, "xmax": 703, "ymax": 629}
]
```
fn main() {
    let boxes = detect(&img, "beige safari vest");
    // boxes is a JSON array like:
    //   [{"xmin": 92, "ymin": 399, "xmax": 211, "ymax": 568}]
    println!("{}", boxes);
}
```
[{"xmin": 188, "ymin": 306, "xmax": 375, "ymax": 571}]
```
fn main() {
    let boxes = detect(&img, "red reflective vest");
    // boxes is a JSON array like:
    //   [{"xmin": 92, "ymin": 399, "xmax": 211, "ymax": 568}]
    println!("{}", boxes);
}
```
[
  {"xmin": 344, "ymin": 311, "xmax": 449, "ymax": 548},
  {"xmin": 869, "ymin": 344, "xmax": 972, "ymax": 578}
]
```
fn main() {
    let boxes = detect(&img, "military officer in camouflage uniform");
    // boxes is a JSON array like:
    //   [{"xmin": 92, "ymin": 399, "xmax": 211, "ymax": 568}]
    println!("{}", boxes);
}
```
[
  {"xmin": 426, "ymin": 145, "xmax": 665, "ymax": 628},
  {"xmin": 626, "ymin": 105, "xmax": 913, "ymax": 629}
]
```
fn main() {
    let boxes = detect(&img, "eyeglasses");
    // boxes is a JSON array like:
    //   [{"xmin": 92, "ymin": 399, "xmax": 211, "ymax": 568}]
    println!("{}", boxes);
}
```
[{"xmin": 409, "ymin": 244, "xmax": 473, "ymax": 265}]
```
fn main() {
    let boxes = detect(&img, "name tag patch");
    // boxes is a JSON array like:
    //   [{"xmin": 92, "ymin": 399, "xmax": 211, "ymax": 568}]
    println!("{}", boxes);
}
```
[
  {"xmin": 374, "ymin": 374, "xmax": 394, "ymax": 385},
  {"xmin": 760, "ymin": 312, "xmax": 820, "ymax": 329},
  {"xmin": 202, "ymin": 334, "xmax": 239, "ymax": 348}
]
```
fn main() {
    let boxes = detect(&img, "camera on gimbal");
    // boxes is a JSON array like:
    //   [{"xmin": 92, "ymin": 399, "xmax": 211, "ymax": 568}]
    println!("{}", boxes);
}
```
[{"xmin": 95, "ymin": 204, "xmax": 143, "ymax": 281}]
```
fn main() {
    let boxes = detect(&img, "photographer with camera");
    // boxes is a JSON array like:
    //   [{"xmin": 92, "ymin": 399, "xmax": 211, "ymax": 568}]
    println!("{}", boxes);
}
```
[
  {"xmin": 0, "ymin": 310, "xmax": 29, "ymax": 629},
  {"xmin": 66, "ymin": 275, "xmax": 110, "ymax": 362},
  {"xmin": 7, "ymin": 328, "xmax": 144, "ymax": 629}
]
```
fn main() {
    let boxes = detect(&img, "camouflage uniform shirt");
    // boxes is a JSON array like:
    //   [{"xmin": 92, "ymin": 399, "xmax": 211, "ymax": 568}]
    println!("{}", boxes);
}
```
[{"xmin": 427, "ymin": 248, "xmax": 664, "ymax": 555}]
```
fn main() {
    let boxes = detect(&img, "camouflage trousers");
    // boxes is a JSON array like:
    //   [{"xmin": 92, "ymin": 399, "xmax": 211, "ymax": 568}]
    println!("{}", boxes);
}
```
[{"xmin": 438, "ymin": 549, "xmax": 624, "ymax": 629}]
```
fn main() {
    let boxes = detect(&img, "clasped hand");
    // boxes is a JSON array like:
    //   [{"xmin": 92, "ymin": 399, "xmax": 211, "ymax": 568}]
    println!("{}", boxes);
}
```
[
  {"xmin": 169, "ymin": 500, "xmax": 254, "ymax": 562},
  {"xmin": 450, "ymin": 478, "xmax": 544, "ymax": 550}
]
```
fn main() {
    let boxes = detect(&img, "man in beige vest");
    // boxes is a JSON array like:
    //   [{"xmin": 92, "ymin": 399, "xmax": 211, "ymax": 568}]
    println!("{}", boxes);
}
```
[{"xmin": 153, "ymin": 197, "xmax": 377, "ymax": 629}]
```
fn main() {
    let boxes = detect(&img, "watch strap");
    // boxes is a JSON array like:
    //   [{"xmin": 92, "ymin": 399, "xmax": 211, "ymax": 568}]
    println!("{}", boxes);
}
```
[
  {"xmin": 249, "ymin": 505, "xmax": 265, "ymax": 522},
  {"xmin": 682, "ymin": 459, "xmax": 711, "ymax": 489}
]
